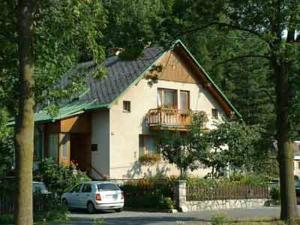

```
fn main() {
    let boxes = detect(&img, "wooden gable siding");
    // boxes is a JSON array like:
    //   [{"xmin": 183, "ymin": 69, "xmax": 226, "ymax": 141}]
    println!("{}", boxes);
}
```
[
  {"xmin": 149, "ymin": 51, "xmax": 198, "ymax": 84},
  {"xmin": 60, "ymin": 114, "xmax": 91, "ymax": 133},
  {"xmin": 146, "ymin": 46, "xmax": 234, "ymax": 117}
]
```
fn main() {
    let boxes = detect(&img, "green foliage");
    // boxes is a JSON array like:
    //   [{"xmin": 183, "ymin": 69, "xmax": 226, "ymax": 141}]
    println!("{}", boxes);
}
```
[
  {"xmin": 204, "ymin": 120, "xmax": 262, "ymax": 176},
  {"xmin": 270, "ymin": 186, "xmax": 280, "ymax": 202},
  {"xmin": 34, "ymin": 158, "xmax": 90, "ymax": 195},
  {"xmin": 121, "ymin": 178, "xmax": 175, "ymax": 209},
  {"xmin": 139, "ymin": 153, "xmax": 161, "ymax": 166},
  {"xmin": 0, "ymin": 109, "xmax": 14, "ymax": 177},
  {"xmin": 211, "ymin": 214, "xmax": 229, "ymax": 225},
  {"xmin": 159, "ymin": 111, "xmax": 209, "ymax": 177},
  {"xmin": 93, "ymin": 219, "xmax": 105, "ymax": 225},
  {"xmin": 33, "ymin": 194, "xmax": 69, "ymax": 222},
  {"xmin": 159, "ymin": 112, "xmax": 262, "ymax": 177},
  {"xmin": 0, "ymin": 214, "xmax": 13, "ymax": 225}
]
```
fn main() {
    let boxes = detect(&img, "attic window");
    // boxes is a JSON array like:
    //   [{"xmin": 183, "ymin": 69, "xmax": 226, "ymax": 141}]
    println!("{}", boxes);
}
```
[
  {"xmin": 123, "ymin": 101, "xmax": 131, "ymax": 113},
  {"xmin": 212, "ymin": 108, "xmax": 218, "ymax": 119}
]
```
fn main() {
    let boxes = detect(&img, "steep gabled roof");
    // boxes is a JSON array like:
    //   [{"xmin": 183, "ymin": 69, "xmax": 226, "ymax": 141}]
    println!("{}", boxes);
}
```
[{"xmin": 35, "ymin": 40, "xmax": 240, "ymax": 122}]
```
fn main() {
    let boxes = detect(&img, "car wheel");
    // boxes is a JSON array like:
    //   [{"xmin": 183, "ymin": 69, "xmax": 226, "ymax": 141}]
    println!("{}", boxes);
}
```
[
  {"xmin": 87, "ymin": 202, "xmax": 95, "ymax": 214},
  {"xmin": 115, "ymin": 208, "xmax": 123, "ymax": 212}
]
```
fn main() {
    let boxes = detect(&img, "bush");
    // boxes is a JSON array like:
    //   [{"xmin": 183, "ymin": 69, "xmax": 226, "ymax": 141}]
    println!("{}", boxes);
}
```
[
  {"xmin": 139, "ymin": 154, "xmax": 161, "ymax": 165},
  {"xmin": 0, "ymin": 214, "xmax": 13, "ymax": 225},
  {"xmin": 211, "ymin": 214, "xmax": 228, "ymax": 225},
  {"xmin": 270, "ymin": 186, "xmax": 280, "ymax": 202},
  {"xmin": 33, "ymin": 193, "xmax": 69, "ymax": 222},
  {"xmin": 121, "ymin": 177, "xmax": 175, "ymax": 210},
  {"xmin": 34, "ymin": 158, "xmax": 90, "ymax": 195}
]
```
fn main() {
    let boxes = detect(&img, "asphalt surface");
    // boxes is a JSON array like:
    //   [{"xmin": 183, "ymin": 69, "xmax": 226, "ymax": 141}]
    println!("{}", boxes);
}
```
[{"xmin": 49, "ymin": 207, "xmax": 285, "ymax": 225}]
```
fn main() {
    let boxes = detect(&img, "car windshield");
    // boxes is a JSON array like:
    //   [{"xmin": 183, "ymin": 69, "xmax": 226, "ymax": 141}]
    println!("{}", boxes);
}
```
[{"xmin": 97, "ymin": 183, "xmax": 119, "ymax": 191}]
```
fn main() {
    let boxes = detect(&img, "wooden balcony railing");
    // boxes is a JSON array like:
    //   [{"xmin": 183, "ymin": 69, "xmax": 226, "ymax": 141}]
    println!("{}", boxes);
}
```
[{"xmin": 146, "ymin": 108, "xmax": 192, "ymax": 130}]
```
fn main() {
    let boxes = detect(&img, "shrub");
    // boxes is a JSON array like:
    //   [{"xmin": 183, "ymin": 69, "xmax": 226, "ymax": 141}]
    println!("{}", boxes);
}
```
[
  {"xmin": 121, "ymin": 177, "xmax": 175, "ymax": 209},
  {"xmin": 270, "ymin": 186, "xmax": 280, "ymax": 202},
  {"xmin": 0, "ymin": 214, "xmax": 13, "ymax": 225},
  {"xmin": 211, "ymin": 214, "xmax": 228, "ymax": 225},
  {"xmin": 33, "ymin": 193, "xmax": 68, "ymax": 222},
  {"xmin": 139, "ymin": 154, "xmax": 161, "ymax": 165},
  {"xmin": 34, "ymin": 158, "xmax": 90, "ymax": 195}
]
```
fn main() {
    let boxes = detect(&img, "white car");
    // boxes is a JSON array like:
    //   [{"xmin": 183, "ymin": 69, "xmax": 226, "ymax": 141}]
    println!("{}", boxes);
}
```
[{"xmin": 61, "ymin": 181, "xmax": 124, "ymax": 213}]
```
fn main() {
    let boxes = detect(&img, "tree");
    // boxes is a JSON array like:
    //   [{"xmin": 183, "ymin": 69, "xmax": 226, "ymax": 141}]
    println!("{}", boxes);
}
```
[
  {"xmin": 155, "ymin": 0, "xmax": 300, "ymax": 221},
  {"xmin": 206, "ymin": 120, "xmax": 262, "ymax": 176},
  {"xmin": 159, "ymin": 112, "xmax": 209, "ymax": 178},
  {"xmin": 1, "ymin": 1, "xmax": 106, "ymax": 224}
]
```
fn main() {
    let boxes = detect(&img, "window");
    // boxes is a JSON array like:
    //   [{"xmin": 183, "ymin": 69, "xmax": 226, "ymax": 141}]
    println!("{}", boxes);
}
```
[
  {"xmin": 81, "ymin": 184, "xmax": 92, "ymax": 193},
  {"xmin": 70, "ymin": 184, "xmax": 82, "ymax": 193},
  {"xmin": 180, "ymin": 90, "xmax": 190, "ymax": 111},
  {"xmin": 123, "ymin": 101, "xmax": 131, "ymax": 112},
  {"xmin": 48, "ymin": 134, "xmax": 58, "ymax": 162},
  {"xmin": 61, "ymin": 134, "xmax": 69, "ymax": 160},
  {"xmin": 139, "ymin": 135, "xmax": 157, "ymax": 155},
  {"xmin": 212, "ymin": 108, "xmax": 219, "ymax": 119},
  {"xmin": 97, "ymin": 183, "xmax": 119, "ymax": 191},
  {"xmin": 158, "ymin": 88, "xmax": 177, "ymax": 108}
]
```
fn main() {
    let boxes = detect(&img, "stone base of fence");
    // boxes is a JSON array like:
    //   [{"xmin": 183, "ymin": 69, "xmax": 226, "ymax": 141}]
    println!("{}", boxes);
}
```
[
  {"xmin": 185, "ymin": 199, "xmax": 267, "ymax": 211},
  {"xmin": 174, "ymin": 180, "xmax": 268, "ymax": 212}
]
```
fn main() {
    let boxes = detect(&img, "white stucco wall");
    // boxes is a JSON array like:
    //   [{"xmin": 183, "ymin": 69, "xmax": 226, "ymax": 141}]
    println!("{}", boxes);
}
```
[
  {"xmin": 109, "ymin": 78, "xmax": 225, "ymax": 179},
  {"xmin": 91, "ymin": 110, "xmax": 110, "ymax": 178}
]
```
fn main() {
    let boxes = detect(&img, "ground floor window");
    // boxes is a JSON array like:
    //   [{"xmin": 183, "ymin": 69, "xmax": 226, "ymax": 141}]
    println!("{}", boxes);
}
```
[
  {"xmin": 34, "ymin": 127, "xmax": 44, "ymax": 161},
  {"xmin": 48, "ymin": 134, "xmax": 58, "ymax": 162},
  {"xmin": 139, "ymin": 134, "xmax": 157, "ymax": 155}
]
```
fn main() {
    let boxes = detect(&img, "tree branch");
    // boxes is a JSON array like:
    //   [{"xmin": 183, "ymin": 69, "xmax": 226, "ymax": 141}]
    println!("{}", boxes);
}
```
[
  {"xmin": 214, "ymin": 54, "xmax": 270, "ymax": 66},
  {"xmin": 180, "ymin": 22, "xmax": 267, "ymax": 42}
]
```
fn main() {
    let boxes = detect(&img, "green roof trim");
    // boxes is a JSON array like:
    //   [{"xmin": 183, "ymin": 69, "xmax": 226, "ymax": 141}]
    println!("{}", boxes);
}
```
[
  {"xmin": 173, "ymin": 39, "xmax": 242, "ymax": 118},
  {"xmin": 34, "ymin": 101, "xmax": 109, "ymax": 123}
]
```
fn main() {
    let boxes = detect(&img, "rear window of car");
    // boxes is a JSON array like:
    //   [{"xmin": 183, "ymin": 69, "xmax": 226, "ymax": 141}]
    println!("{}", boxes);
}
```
[{"xmin": 97, "ymin": 183, "xmax": 119, "ymax": 191}]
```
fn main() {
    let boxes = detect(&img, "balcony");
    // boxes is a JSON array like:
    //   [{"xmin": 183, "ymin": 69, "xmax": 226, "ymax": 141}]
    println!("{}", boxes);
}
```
[{"xmin": 146, "ymin": 108, "xmax": 192, "ymax": 131}]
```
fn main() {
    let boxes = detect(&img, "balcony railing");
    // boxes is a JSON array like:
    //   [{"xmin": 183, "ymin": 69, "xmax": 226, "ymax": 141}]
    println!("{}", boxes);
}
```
[{"xmin": 146, "ymin": 108, "xmax": 192, "ymax": 130}]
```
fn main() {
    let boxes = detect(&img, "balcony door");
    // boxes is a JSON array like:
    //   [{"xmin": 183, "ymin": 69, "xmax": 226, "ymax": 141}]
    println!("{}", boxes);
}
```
[
  {"xmin": 180, "ymin": 90, "xmax": 190, "ymax": 111},
  {"xmin": 158, "ymin": 88, "xmax": 177, "ymax": 109}
]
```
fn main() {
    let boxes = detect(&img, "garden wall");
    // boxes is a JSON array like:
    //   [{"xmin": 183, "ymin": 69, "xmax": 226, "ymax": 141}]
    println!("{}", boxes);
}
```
[{"xmin": 174, "ymin": 180, "xmax": 269, "ymax": 212}]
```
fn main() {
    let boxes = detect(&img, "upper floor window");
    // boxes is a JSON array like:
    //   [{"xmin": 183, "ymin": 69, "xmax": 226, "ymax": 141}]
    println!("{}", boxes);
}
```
[
  {"xmin": 158, "ymin": 88, "xmax": 177, "ymax": 108},
  {"xmin": 123, "ymin": 101, "xmax": 131, "ymax": 112},
  {"xmin": 212, "ymin": 108, "xmax": 219, "ymax": 119},
  {"xmin": 180, "ymin": 90, "xmax": 190, "ymax": 111}
]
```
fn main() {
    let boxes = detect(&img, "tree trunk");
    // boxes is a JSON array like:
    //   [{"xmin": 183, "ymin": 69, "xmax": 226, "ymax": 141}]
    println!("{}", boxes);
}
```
[
  {"xmin": 15, "ymin": 0, "xmax": 35, "ymax": 225},
  {"xmin": 272, "ymin": 54, "xmax": 298, "ymax": 221}
]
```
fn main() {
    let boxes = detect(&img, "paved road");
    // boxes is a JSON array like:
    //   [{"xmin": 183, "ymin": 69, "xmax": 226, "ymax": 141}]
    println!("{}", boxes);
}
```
[{"xmin": 50, "ymin": 207, "xmax": 285, "ymax": 225}]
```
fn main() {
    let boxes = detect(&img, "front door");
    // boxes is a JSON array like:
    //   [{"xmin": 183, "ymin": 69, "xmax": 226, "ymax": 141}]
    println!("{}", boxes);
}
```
[{"xmin": 70, "ymin": 134, "xmax": 91, "ymax": 171}]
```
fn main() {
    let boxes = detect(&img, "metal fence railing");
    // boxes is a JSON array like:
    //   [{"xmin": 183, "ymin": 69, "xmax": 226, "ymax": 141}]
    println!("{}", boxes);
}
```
[{"xmin": 187, "ymin": 184, "xmax": 269, "ymax": 201}]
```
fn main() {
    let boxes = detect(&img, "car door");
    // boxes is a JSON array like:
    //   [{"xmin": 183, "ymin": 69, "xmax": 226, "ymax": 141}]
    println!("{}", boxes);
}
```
[
  {"xmin": 69, "ymin": 184, "xmax": 82, "ymax": 208},
  {"xmin": 79, "ymin": 184, "xmax": 92, "ymax": 208}
]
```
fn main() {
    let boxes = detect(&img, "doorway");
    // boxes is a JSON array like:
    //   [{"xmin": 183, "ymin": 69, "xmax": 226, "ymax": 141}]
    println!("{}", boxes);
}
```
[{"xmin": 70, "ymin": 133, "xmax": 91, "ymax": 172}]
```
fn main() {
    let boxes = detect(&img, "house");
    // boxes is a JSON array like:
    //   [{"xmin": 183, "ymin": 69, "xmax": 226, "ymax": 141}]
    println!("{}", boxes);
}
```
[{"xmin": 33, "ymin": 40, "xmax": 240, "ymax": 179}]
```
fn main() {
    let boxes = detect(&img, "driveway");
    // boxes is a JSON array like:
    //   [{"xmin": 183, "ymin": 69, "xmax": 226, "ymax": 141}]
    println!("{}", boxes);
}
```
[{"xmin": 50, "ymin": 207, "xmax": 285, "ymax": 225}]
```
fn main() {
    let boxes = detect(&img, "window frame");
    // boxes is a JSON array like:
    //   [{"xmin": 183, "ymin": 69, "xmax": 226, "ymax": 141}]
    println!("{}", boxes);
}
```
[
  {"xmin": 179, "ymin": 90, "xmax": 190, "ymax": 111},
  {"xmin": 123, "ymin": 100, "xmax": 131, "ymax": 113},
  {"xmin": 212, "ymin": 108, "xmax": 219, "ymax": 119},
  {"xmin": 139, "ymin": 134, "xmax": 158, "ymax": 155},
  {"xmin": 158, "ymin": 88, "xmax": 178, "ymax": 109}
]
